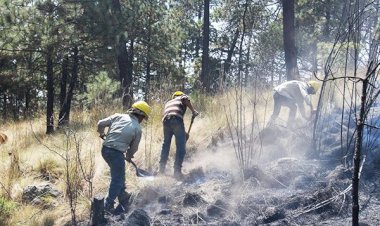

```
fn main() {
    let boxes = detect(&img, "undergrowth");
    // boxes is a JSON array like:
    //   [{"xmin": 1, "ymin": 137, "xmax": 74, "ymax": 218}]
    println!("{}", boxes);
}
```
[
  {"xmin": 0, "ymin": 196, "xmax": 16, "ymax": 225},
  {"xmin": 0, "ymin": 87, "xmax": 263, "ymax": 225}
]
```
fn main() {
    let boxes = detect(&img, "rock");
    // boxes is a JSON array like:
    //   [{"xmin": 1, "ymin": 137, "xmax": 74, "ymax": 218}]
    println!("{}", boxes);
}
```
[
  {"xmin": 183, "ymin": 192, "xmax": 206, "ymax": 207},
  {"xmin": 123, "ymin": 209, "xmax": 150, "ymax": 226},
  {"xmin": 259, "ymin": 125, "xmax": 288, "ymax": 145},
  {"xmin": 158, "ymin": 195, "xmax": 170, "ymax": 204},
  {"xmin": 260, "ymin": 207, "xmax": 286, "ymax": 224},
  {"xmin": 326, "ymin": 165, "xmax": 351, "ymax": 181},
  {"xmin": 291, "ymin": 175, "xmax": 315, "ymax": 189},
  {"xmin": 22, "ymin": 184, "xmax": 61, "ymax": 204},
  {"xmin": 207, "ymin": 200, "xmax": 227, "ymax": 217},
  {"xmin": 242, "ymin": 166, "xmax": 263, "ymax": 180},
  {"xmin": 158, "ymin": 209, "xmax": 172, "ymax": 215},
  {"xmin": 183, "ymin": 167, "xmax": 205, "ymax": 184}
]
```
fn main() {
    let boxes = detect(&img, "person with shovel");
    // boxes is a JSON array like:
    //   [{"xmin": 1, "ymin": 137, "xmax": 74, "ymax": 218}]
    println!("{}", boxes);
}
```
[
  {"xmin": 268, "ymin": 80, "xmax": 320, "ymax": 127},
  {"xmin": 159, "ymin": 91, "xmax": 199, "ymax": 180},
  {"xmin": 97, "ymin": 101, "xmax": 151, "ymax": 214}
]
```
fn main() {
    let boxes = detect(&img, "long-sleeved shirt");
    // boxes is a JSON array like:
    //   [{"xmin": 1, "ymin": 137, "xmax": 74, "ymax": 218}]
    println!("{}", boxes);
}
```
[
  {"xmin": 97, "ymin": 113, "xmax": 142, "ymax": 156},
  {"xmin": 274, "ymin": 80, "xmax": 312, "ymax": 106}
]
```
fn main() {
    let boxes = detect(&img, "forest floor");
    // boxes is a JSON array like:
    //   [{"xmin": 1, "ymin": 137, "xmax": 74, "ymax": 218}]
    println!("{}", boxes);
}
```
[{"xmin": 82, "ymin": 122, "xmax": 380, "ymax": 226}]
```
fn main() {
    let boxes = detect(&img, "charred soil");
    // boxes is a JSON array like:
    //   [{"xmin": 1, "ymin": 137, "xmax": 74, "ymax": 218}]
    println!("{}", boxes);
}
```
[{"xmin": 88, "ymin": 125, "xmax": 380, "ymax": 226}]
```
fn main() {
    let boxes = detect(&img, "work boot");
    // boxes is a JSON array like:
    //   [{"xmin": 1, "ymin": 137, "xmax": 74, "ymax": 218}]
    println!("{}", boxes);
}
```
[
  {"xmin": 104, "ymin": 200, "xmax": 115, "ymax": 215},
  {"xmin": 117, "ymin": 192, "xmax": 131, "ymax": 213},
  {"xmin": 174, "ymin": 169, "xmax": 184, "ymax": 180},
  {"xmin": 159, "ymin": 164, "xmax": 166, "ymax": 175},
  {"xmin": 113, "ymin": 204, "xmax": 125, "ymax": 215}
]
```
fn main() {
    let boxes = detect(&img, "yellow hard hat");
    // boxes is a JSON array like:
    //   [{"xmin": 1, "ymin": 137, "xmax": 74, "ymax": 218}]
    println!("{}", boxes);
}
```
[
  {"xmin": 172, "ymin": 91, "xmax": 185, "ymax": 99},
  {"xmin": 308, "ymin": 81, "xmax": 321, "ymax": 92},
  {"xmin": 131, "ymin": 101, "xmax": 151, "ymax": 118}
]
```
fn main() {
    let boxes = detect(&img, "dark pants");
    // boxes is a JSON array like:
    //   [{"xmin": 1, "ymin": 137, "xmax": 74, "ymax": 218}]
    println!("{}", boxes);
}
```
[
  {"xmin": 159, "ymin": 116, "xmax": 186, "ymax": 173},
  {"xmin": 269, "ymin": 92, "xmax": 297, "ymax": 125},
  {"xmin": 101, "ymin": 146, "xmax": 129, "ymax": 208}
]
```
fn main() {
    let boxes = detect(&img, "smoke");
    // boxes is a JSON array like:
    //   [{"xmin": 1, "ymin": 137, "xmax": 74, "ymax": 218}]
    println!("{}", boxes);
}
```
[{"xmin": 184, "ymin": 141, "xmax": 238, "ymax": 174}]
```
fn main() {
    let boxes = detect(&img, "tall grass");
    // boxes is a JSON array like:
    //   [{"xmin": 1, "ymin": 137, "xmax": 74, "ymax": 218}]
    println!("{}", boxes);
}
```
[
  {"xmin": 0, "ymin": 87, "xmax": 266, "ymax": 225},
  {"xmin": 222, "ymin": 86, "xmax": 271, "ymax": 180}
]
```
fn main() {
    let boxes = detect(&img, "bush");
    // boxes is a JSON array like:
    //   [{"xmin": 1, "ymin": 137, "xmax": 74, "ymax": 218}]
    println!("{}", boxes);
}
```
[
  {"xmin": 0, "ymin": 196, "xmax": 16, "ymax": 225},
  {"xmin": 36, "ymin": 158, "xmax": 62, "ymax": 182}
]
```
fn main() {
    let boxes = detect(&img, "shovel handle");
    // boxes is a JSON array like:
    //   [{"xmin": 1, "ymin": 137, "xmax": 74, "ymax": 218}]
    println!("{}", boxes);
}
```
[
  {"xmin": 187, "ymin": 115, "xmax": 196, "ymax": 134},
  {"xmin": 127, "ymin": 158, "xmax": 138, "ymax": 169}
]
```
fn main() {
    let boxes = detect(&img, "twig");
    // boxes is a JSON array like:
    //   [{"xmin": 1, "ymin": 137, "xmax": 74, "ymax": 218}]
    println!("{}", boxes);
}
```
[{"xmin": 0, "ymin": 181, "xmax": 11, "ymax": 198}]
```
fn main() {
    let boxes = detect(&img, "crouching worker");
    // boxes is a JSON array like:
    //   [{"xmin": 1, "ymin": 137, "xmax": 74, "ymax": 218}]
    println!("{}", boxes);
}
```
[
  {"xmin": 159, "ymin": 91, "xmax": 199, "ymax": 180},
  {"xmin": 97, "ymin": 101, "xmax": 151, "ymax": 214},
  {"xmin": 268, "ymin": 80, "xmax": 320, "ymax": 127}
]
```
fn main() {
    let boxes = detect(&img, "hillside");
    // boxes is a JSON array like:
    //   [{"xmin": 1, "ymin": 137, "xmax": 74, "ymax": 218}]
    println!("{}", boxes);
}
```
[{"xmin": 1, "ymin": 90, "xmax": 380, "ymax": 226}]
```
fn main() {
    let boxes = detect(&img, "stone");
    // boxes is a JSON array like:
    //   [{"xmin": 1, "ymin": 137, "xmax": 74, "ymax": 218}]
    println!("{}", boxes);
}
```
[{"xmin": 123, "ymin": 209, "xmax": 150, "ymax": 226}]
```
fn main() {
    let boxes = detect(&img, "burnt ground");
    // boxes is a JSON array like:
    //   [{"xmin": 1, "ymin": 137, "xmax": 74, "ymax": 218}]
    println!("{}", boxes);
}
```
[{"xmin": 85, "ymin": 123, "xmax": 380, "ymax": 226}]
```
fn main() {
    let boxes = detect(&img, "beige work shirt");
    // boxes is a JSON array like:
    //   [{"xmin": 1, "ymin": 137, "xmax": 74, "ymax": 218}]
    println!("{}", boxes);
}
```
[
  {"xmin": 274, "ymin": 80, "xmax": 312, "ymax": 106},
  {"xmin": 97, "ymin": 113, "xmax": 142, "ymax": 156}
]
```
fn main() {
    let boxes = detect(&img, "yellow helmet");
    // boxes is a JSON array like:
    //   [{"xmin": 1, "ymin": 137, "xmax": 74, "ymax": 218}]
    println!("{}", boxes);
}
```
[
  {"xmin": 172, "ymin": 91, "xmax": 185, "ymax": 99},
  {"xmin": 308, "ymin": 81, "xmax": 321, "ymax": 92},
  {"xmin": 131, "ymin": 101, "xmax": 151, "ymax": 118}
]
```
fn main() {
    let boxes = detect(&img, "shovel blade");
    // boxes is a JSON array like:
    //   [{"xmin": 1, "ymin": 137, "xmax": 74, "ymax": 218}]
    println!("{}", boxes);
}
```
[{"xmin": 136, "ymin": 168, "xmax": 154, "ymax": 177}]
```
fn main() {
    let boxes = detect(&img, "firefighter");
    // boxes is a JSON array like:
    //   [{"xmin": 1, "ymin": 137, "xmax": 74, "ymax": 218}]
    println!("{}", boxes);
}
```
[
  {"xmin": 269, "ymin": 80, "xmax": 320, "ymax": 126},
  {"xmin": 159, "ymin": 91, "xmax": 199, "ymax": 180},
  {"xmin": 97, "ymin": 101, "xmax": 151, "ymax": 214}
]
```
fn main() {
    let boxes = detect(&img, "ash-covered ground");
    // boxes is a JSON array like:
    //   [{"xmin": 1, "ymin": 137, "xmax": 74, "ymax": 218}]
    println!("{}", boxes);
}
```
[{"xmin": 87, "ymin": 122, "xmax": 380, "ymax": 226}]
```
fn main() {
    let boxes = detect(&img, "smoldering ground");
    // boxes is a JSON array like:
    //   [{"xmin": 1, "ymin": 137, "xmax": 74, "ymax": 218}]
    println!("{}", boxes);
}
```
[{"xmin": 96, "ymin": 108, "xmax": 380, "ymax": 226}]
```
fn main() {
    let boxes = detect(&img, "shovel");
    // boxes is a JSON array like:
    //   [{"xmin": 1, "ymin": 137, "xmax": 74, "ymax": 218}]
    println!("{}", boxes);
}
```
[
  {"xmin": 186, "ymin": 115, "xmax": 196, "ymax": 141},
  {"xmin": 126, "ymin": 158, "xmax": 154, "ymax": 177},
  {"xmin": 100, "ymin": 136, "xmax": 153, "ymax": 177}
]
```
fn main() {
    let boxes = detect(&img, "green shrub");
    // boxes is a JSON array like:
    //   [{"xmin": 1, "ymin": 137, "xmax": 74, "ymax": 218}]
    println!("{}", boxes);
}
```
[{"xmin": 0, "ymin": 196, "xmax": 16, "ymax": 225}]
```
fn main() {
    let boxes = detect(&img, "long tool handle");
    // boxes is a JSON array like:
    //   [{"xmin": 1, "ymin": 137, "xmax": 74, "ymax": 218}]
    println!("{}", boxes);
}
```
[
  {"xmin": 128, "ymin": 158, "xmax": 138, "ymax": 171},
  {"xmin": 187, "ymin": 115, "xmax": 195, "ymax": 134},
  {"xmin": 100, "ymin": 135, "xmax": 152, "ymax": 177}
]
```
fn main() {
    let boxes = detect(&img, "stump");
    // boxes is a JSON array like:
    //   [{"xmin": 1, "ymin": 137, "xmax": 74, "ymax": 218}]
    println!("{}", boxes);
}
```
[{"xmin": 91, "ymin": 195, "xmax": 106, "ymax": 226}]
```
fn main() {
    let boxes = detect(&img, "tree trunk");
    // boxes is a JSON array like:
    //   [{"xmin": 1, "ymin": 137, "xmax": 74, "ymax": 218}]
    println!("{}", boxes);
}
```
[
  {"xmin": 111, "ymin": 0, "xmax": 133, "ymax": 108},
  {"xmin": 46, "ymin": 46, "xmax": 54, "ymax": 134},
  {"xmin": 2, "ymin": 94, "xmax": 6, "ymax": 119},
  {"xmin": 237, "ymin": 0, "xmax": 249, "ymax": 86},
  {"xmin": 200, "ymin": 0, "xmax": 210, "ymax": 91},
  {"xmin": 58, "ymin": 46, "xmax": 79, "ymax": 127},
  {"xmin": 323, "ymin": 0, "xmax": 331, "ymax": 41},
  {"xmin": 224, "ymin": 28, "xmax": 240, "ymax": 78},
  {"xmin": 117, "ymin": 34, "xmax": 129, "ymax": 109},
  {"xmin": 146, "ymin": 51, "xmax": 151, "ymax": 101},
  {"xmin": 123, "ymin": 38, "xmax": 134, "ymax": 108},
  {"xmin": 91, "ymin": 195, "xmax": 106, "ymax": 225},
  {"xmin": 145, "ymin": 19, "xmax": 152, "ymax": 101},
  {"xmin": 195, "ymin": 2, "xmax": 202, "ymax": 58},
  {"xmin": 244, "ymin": 32, "xmax": 253, "ymax": 86},
  {"xmin": 282, "ymin": 0, "xmax": 299, "ymax": 80},
  {"xmin": 64, "ymin": 46, "xmax": 79, "ymax": 125},
  {"xmin": 25, "ymin": 89, "xmax": 30, "ymax": 118},
  {"xmin": 352, "ymin": 78, "xmax": 368, "ymax": 226},
  {"xmin": 58, "ymin": 55, "xmax": 69, "ymax": 127}
]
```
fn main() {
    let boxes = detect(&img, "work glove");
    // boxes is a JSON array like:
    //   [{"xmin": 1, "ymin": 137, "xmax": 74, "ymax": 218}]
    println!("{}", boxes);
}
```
[{"xmin": 192, "ymin": 111, "xmax": 199, "ymax": 118}]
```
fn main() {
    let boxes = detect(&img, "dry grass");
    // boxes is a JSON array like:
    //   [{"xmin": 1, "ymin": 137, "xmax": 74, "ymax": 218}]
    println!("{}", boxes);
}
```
[{"xmin": 0, "ymin": 88, "xmax": 275, "ymax": 225}]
